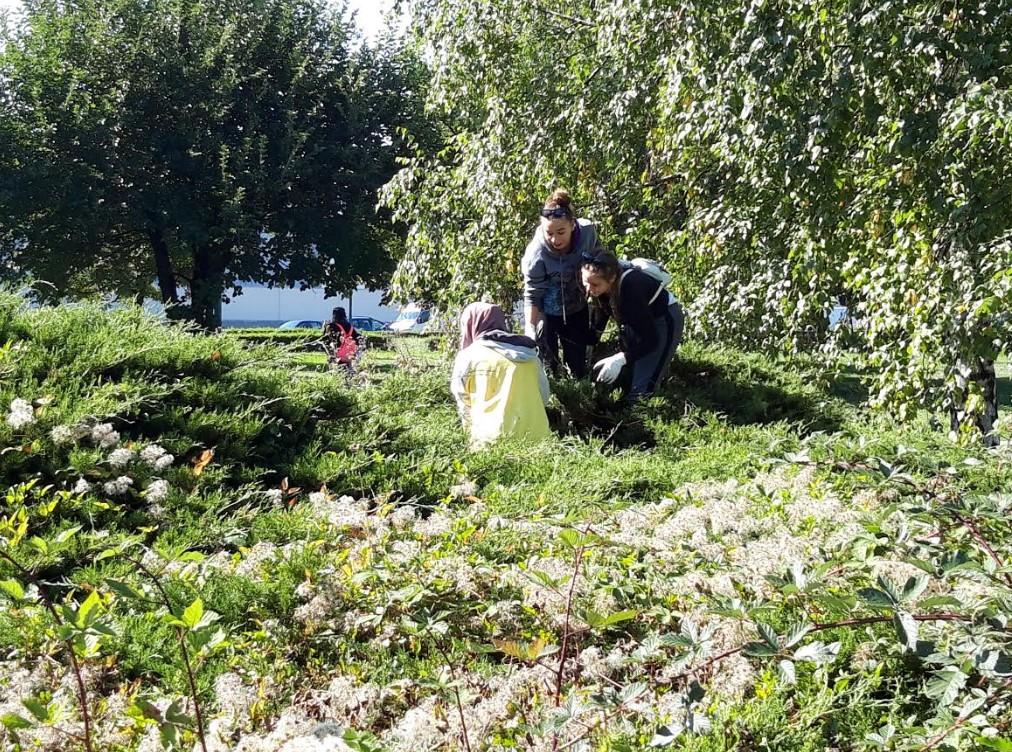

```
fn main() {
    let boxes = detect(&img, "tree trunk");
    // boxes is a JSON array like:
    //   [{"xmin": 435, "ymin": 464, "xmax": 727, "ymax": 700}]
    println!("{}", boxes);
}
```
[
  {"xmin": 149, "ymin": 228, "xmax": 180, "ymax": 306},
  {"xmin": 949, "ymin": 357, "xmax": 999, "ymax": 447},
  {"xmin": 190, "ymin": 245, "xmax": 225, "ymax": 331}
]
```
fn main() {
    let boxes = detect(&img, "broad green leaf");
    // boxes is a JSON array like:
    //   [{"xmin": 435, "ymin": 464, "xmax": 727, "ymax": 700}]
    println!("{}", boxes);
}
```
[
  {"xmin": 979, "ymin": 738, "xmax": 1012, "ymax": 752},
  {"xmin": 105, "ymin": 579, "xmax": 143, "ymax": 601},
  {"xmin": 181, "ymin": 597, "xmax": 204, "ymax": 630},
  {"xmin": 595, "ymin": 611, "xmax": 635, "ymax": 627},
  {"xmin": 22, "ymin": 698, "xmax": 51, "ymax": 723},
  {"xmin": 1, "ymin": 713, "xmax": 33, "ymax": 730},
  {"xmin": 875, "ymin": 575, "xmax": 902, "ymax": 605},
  {"xmin": 778, "ymin": 659, "xmax": 797, "ymax": 685},
  {"xmin": 925, "ymin": 666, "xmax": 967, "ymax": 706},
  {"xmin": 892, "ymin": 611, "xmax": 918, "ymax": 651},
  {"xmin": 757, "ymin": 622, "xmax": 779, "ymax": 649},
  {"xmin": 76, "ymin": 590, "xmax": 102, "ymax": 629},
  {"xmin": 858, "ymin": 588, "xmax": 895, "ymax": 610},
  {"xmin": 742, "ymin": 641, "xmax": 778, "ymax": 658},
  {"xmin": 649, "ymin": 723, "xmax": 682, "ymax": 747},
  {"xmin": 918, "ymin": 595, "xmax": 963, "ymax": 609},
  {"xmin": 785, "ymin": 622, "xmax": 812, "ymax": 648},
  {"xmin": 0, "ymin": 579, "xmax": 25, "ymax": 602},
  {"xmin": 901, "ymin": 575, "xmax": 929, "ymax": 602},
  {"xmin": 54, "ymin": 525, "xmax": 82, "ymax": 544}
]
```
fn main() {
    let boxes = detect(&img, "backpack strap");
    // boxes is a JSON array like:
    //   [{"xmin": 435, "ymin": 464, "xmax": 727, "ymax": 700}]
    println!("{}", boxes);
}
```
[{"xmin": 620, "ymin": 268, "xmax": 665, "ymax": 306}]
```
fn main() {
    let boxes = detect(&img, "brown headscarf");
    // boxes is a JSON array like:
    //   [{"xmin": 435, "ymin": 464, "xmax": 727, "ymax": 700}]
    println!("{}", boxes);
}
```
[{"xmin": 459, "ymin": 302, "xmax": 508, "ymax": 350}]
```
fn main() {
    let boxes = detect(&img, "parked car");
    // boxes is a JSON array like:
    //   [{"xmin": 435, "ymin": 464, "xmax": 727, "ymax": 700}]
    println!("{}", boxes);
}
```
[
  {"xmin": 350, "ymin": 316, "xmax": 390, "ymax": 332},
  {"xmin": 278, "ymin": 319, "xmax": 322, "ymax": 330},
  {"xmin": 388, "ymin": 304, "xmax": 432, "ymax": 335}
]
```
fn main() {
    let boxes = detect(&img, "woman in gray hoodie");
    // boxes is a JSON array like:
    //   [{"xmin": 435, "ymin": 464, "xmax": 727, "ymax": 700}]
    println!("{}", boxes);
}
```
[{"xmin": 520, "ymin": 189, "xmax": 604, "ymax": 378}]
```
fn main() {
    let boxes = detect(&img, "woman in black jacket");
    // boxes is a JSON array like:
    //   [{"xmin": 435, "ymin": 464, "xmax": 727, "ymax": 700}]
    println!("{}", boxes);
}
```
[{"xmin": 581, "ymin": 252, "xmax": 684, "ymax": 401}]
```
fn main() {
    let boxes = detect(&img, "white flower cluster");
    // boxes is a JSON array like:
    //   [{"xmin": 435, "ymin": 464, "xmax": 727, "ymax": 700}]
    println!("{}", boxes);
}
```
[
  {"xmin": 91, "ymin": 422, "xmax": 120, "ymax": 448},
  {"xmin": 308, "ymin": 491, "xmax": 328, "ymax": 505},
  {"xmin": 146, "ymin": 479, "xmax": 169, "ymax": 503},
  {"xmin": 108, "ymin": 447, "xmax": 136, "ymax": 468},
  {"xmin": 264, "ymin": 488, "xmax": 284, "ymax": 506},
  {"xmin": 140, "ymin": 443, "xmax": 174, "ymax": 470},
  {"xmin": 103, "ymin": 475, "xmax": 133, "ymax": 496},
  {"xmin": 73, "ymin": 477, "xmax": 93, "ymax": 495},
  {"xmin": 50, "ymin": 423, "xmax": 91, "ymax": 445},
  {"xmin": 6, "ymin": 398, "xmax": 34, "ymax": 429},
  {"xmin": 389, "ymin": 505, "xmax": 416, "ymax": 529},
  {"xmin": 413, "ymin": 510, "xmax": 453, "ymax": 538}
]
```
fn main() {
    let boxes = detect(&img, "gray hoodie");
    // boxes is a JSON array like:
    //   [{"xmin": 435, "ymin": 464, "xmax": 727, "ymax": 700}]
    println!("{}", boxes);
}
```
[{"xmin": 521, "ymin": 218, "xmax": 604, "ymax": 320}]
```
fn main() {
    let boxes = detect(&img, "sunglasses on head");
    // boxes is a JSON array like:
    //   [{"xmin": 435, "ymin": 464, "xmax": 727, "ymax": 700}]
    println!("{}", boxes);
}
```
[
  {"xmin": 581, "ymin": 251, "xmax": 608, "ymax": 267},
  {"xmin": 540, "ymin": 206, "xmax": 571, "ymax": 219}
]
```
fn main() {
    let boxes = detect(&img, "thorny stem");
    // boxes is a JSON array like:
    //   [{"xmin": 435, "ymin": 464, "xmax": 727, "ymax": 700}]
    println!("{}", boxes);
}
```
[
  {"xmin": 123, "ymin": 553, "xmax": 208, "ymax": 752},
  {"xmin": 666, "ymin": 613, "xmax": 972, "ymax": 686},
  {"xmin": 921, "ymin": 677, "xmax": 1012, "ymax": 750},
  {"xmin": 952, "ymin": 512, "xmax": 1012, "ymax": 588},
  {"xmin": 556, "ymin": 685, "xmax": 649, "ymax": 752},
  {"xmin": 552, "ymin": 527, "xmax": 590, "ymax": 752},
  {"xmin": 0, "ymin": 550, "xmax": 94, "ymax": 752},
  {"xmin": 432, "ymin": 641, "xmax": 472, "ymax": 752}
]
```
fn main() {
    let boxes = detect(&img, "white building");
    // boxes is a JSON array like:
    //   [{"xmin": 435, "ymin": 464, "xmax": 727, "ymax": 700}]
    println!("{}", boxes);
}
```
[{"xmin": 221, "ymin": 283, "xmax": 399, "ymax": 326}]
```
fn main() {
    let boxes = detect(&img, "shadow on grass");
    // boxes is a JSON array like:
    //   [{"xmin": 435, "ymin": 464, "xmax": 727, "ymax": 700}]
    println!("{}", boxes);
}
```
[{"xmin": 549, "ymin": 348, "xmax": 853, "ymax": 449}]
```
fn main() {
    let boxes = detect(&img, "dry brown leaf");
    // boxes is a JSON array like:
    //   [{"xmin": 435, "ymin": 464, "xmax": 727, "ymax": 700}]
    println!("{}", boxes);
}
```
[{"xmin": 191, "ymin": 448, "xmax": 215, "ymax": 475}]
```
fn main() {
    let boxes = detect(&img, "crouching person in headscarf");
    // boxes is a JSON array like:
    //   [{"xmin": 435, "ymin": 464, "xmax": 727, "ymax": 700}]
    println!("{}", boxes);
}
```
[{"xmin": 450, "ymin": 302, "xmax": 551, "ymax": 448}]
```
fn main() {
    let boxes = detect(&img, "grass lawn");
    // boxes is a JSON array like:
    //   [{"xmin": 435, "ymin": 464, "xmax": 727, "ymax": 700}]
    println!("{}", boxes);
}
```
[{"xmin": 1, "ymin": 297, "xmax": 1010, "ymax": 751}]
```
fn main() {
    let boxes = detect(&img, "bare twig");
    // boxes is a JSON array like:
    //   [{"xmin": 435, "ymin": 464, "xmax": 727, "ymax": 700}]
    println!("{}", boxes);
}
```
[
  {"xmin": 551, "ymin": 527, "xmax": 591, "ymax": 752},
  {"xmin": 122, "ymin": 553, "xmax": 208, "ymax": 752},
  {"xmin": 953, "ymin": 513, "xmax": 1012, "ymax": 588},
  {"xmin": 922, "ymin": 677, "xmax": 1012, "ymax": 750},
  {"xmin": 663, "ymin": 612, "xmax": 972, "ymax": 687},
  {"xmin": 0, "ymin": 550, "xmax": 95, "ymax": 752},
  {"xmin": 432, "ymin": 641, "xmax": 472, "ymax": 752}
]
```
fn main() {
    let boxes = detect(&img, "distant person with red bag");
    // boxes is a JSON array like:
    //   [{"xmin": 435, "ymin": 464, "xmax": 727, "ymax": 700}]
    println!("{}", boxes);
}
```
[{"xmin": 322, "ymin": 307, "xmax": 362, "ymax": 372}]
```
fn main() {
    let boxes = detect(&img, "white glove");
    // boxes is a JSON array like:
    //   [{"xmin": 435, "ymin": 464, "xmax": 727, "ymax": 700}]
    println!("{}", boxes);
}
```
[{"xmin": 593, "ymin": 352, "xmax": 627, "ymax": 384}]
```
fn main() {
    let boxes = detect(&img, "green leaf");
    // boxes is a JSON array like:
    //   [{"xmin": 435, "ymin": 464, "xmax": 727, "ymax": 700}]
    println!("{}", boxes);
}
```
[
  {"xmin": 901, "ymin": 575, "xmax": 929, "ymax": 602},
  {"xmin": 181, "ymin": 597, "xmax": 204, "ymax": 630},
  {"xmin": 925, "ymin": 666, "xmax": 967, "ymax": 706},
  {"xmin": 1, "ymin": 713, "xmax": 33, "ymax": 730},
  {"xmin": 22, "ymin": 698, "xmax": 51, "ymax": 723},
  {"xmin": 778, "ymin": 659, "xmax": 797, "ymax": 685},
  {"xmin": 76, "ymin": 590, "xmax": 102, "ymax": 629},
  {"xmin": 858, "ymin": 588, "xmax": 895, "ymax": 610},
  {"xmin": 0, "ymin": 579, "xmax": 26, "ymax": 602},
  {"xmin": 979, "ymin": 738, "xmax": 1012, "ymax": 752},
  {"xmin": 649, "ymin": 723, "xmax": 682, "ymax": 747},
  {"xmin": 794, "ymin": 640, "xmax": 840, "ymax": 666},
  {"xmin": 757, "ymin": 622, "xmax": 779, "ymax": 649},
  {"xmin": 590, "ymin": 609, "xmax": 638, "ymax": 629},
  {"xmin": 105, "ymin": 579, "xmax": 143, "ymax": 600},
  {"xmin": 892, "ymin": 611, "xmax": 918, "ymax": 651},
  {"xmin": 918, "ymin": 595, "xmax": 963, "ymax": 609},
  {"xmin": 742, "ymin": 641, "xmax": 778, "ymax": 658},
  {"xmin": 875, "ymin": 575, "xmax": 902, "ymax": 605},
  {"xmin": 785, "ymin": 622, "xmax": 812, "ymax": 648},
  {"xmin": 54, "ymin": 525, "xmax": 82, "ymax": 544}
]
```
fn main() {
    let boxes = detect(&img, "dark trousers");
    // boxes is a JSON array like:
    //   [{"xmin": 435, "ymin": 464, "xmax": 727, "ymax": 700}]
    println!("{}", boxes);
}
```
[
  {"xmin": 622, "ymin": 301, "xmax": 684, "ymax": 401},
  {"xmin": 540, "ymin": 307, "xmax": 590, "ymax": 378}
]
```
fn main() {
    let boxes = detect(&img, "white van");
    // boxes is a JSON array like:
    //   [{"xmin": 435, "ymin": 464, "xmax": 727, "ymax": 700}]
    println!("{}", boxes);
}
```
[{"xmin": 388, "ymin": 304, "xmax": 432, "ymax": 335}]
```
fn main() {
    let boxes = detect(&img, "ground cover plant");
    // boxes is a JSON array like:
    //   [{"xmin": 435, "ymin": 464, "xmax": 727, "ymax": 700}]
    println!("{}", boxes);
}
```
[{"xmin": 1, "ymin": 295, "xmax": 1011, "ymax": 751}]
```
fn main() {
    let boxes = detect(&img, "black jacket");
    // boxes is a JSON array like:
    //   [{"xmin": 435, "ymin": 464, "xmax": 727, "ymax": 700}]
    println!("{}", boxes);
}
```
[{"xmin": 590, "ymin": 268, "xmax": 670, "ymax": 362}]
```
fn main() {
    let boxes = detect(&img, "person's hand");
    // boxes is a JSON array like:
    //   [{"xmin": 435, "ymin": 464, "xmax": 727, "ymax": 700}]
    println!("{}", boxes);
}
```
[{"xmin": 593, "ymin": 352, "xmax": 626, "ymax": 383}]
